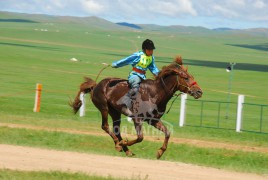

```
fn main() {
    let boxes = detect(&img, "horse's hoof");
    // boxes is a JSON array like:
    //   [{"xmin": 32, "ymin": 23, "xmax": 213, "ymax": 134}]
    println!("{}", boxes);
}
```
[
  {"xmin": 156, "ymin": 149, "xmax": 164, "ymax": 159},
  {"xmin": 126, "ymin": 150, "xmax": 135, "ymax": 157}
]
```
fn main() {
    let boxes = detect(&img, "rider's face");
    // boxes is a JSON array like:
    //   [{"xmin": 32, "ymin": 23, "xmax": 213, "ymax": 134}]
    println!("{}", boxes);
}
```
[{"xmin": 145, "ymin": 49, "xmax": 153, "ymax": 56}]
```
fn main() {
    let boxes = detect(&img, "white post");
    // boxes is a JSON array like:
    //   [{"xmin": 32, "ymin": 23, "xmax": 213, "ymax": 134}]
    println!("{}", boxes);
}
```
[
  {"xmin": 79, "ymin": 92, "xmax": 85, "ymax": 117},
  {"xmin": 236, "ymin": 94, "xmax": 244, "ymax": 132},
  {"xmin": 179, "ymin": 94, "xmax": 187, "ymax": 127}
]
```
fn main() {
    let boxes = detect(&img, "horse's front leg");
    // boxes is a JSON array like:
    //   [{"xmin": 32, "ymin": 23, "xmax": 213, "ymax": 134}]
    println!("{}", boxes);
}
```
[
  {"xmin": 112, "ymin": 118, "xmax": 134, "ymax": 156},
  {"xmin": 149, "ymin": 119, "xmax": 170, "ymax": 159},
  {"xmin": 109, "ymin": 110, "xmax": 134, "ymax": 156}
]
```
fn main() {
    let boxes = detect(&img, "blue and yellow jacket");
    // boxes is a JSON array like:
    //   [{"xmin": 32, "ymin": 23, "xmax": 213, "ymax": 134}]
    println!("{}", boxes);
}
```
[{"xmin": 112, "ymin": 51, "xmax": 160, "ymax": 80}]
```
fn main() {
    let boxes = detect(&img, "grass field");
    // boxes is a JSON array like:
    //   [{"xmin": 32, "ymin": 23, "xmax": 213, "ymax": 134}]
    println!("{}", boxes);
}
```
[
  {"xmin": 0, "ymin": 169, "xmax": 125, "ymax": 180},
  {"xmin": 0, "ymin": 12, "xmax": 268, "ymax": 176}
]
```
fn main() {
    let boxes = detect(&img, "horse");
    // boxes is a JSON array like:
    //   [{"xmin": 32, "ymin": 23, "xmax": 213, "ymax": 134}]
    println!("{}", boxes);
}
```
[{"xmin": 70, "ymin": 56, "xmax": 203, "ymax": 159}]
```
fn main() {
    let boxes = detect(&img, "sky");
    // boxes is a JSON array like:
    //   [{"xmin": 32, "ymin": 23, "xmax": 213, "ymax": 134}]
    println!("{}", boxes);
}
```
[{"xmin": 1, "ymin": 0, "xmax": 268, "ymax": 29}]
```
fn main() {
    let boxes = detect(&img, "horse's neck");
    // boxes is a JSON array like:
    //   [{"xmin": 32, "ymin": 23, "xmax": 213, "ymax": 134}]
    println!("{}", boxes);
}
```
[{"xmin": 155, "ymin": 75, "xmax": 177, "ymax": 105}]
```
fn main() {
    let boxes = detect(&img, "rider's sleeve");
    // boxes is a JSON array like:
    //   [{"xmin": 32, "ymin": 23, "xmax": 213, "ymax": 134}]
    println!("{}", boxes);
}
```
[
  {"xmin": 112, "ymin": 52, "xmax": 140, "ymax": 68},
  {"xmin": 148, "ymin": 56, "xmax": 160, "ymax": 76}
]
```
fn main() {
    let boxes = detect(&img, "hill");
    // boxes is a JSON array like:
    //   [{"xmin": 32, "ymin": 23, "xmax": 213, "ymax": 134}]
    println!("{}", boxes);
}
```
[
  {"xmin": 1, "ymin": 11, "xmax": 268, "ymax": 36},
  {"xmin": 0, "ymin": 11, "xmax": 131, "ymax": 31},
  {"xmin": 116, "ymin": 22, "xmax": 142, "ymax": 29}
]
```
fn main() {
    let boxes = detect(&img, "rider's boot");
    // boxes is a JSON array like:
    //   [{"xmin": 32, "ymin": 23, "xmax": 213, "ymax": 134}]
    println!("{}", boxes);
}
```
[
  {"xmin": 123, "ymin": 87, "xmax": 138, "ymax": 110},
  {"xmin": 128, "ymin": 87, "xmax": 138, "ymax": 99}
]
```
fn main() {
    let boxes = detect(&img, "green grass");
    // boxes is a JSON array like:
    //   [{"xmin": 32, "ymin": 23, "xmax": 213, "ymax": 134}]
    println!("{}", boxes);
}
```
[
  {"xmin": 0, "ymin": 127, "xmax": 267, "ymax": 174},
  {"xmin": 0, "ymin": 13, "xmax": 268, "ymax": 176},
  {"xmin": 0, "ymin": 169, "xmax": 131, "ymax": 180}
]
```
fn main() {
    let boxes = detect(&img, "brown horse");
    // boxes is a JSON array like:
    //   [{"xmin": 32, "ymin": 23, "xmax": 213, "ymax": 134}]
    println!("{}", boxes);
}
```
[{"xmin": 70, "ymin": 56, "xmax": 202, "ymax": 159}]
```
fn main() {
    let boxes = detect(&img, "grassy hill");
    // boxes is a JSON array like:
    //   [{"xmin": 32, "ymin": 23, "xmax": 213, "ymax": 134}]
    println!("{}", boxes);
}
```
[{"xmin": 0, "ymin": 11, "xmax": 134, "ymax": 31}]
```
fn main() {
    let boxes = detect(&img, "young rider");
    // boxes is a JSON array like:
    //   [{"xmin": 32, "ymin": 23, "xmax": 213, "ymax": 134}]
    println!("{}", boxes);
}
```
[{"xmin": 112, "ymin": 39, "xmax": 160, "ymax": 109}]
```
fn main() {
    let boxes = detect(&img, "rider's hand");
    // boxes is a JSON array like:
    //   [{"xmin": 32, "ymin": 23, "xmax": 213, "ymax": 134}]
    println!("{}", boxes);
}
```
[{"xmin": 111, "ymin": 63, "xmax": 117, "ymax": 68}]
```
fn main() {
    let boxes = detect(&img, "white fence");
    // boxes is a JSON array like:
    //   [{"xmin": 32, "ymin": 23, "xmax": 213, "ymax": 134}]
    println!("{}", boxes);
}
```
[
  {"xmin": 179, "ymin": 94, "xmax": 245, "ymax": 132},
  {"xmin": 79, "ymin": 92, "xmax": 251, "ymax": 133}
]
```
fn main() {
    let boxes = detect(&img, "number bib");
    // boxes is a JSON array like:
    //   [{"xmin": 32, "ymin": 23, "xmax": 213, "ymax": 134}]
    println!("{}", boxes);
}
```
[{"xmin": 136, "ymin": 54, "xmax": 152, "ymax": 68}]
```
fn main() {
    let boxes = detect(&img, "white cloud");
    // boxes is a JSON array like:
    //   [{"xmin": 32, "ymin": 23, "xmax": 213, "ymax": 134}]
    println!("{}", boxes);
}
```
[
  {"xmin": 253, "ymin": 0, "xmax": 265, "ymax": 9},
  {"xmin": 192, "ymin": 0, "xmax": 268, "ymax": 20},
  {"xmin": 0, "ymin": 0, "xmax": 268, "ymax": 28},
  {"xmin": 180, "ymin": 0, "xmax": 197, "ymax": 16},
  {"xmin": 212, "ymin": 4, "xmax": 239, "ymax": 18},
  {"xmin": 150, "ymin": 0, "xmax": 197, "ymax": 17},
  {"xmin": 226, "ymin": 0, "xmax": 246, "ymax": 7},
  {"xmin": 81, "ymin": 0, "xmax": 105, "ymax": 14}
]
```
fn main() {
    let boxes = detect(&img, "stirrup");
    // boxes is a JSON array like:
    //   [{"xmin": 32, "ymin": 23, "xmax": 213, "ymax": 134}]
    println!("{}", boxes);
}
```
[{"xmin": 128, "ymin": 87, "xmax": 138, "ymax": 98}]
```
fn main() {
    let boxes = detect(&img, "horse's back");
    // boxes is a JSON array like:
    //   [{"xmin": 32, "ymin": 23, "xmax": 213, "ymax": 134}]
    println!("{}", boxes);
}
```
[
  {"xmin": 97, "ymin": 77, "xmax": 128, "ymax": 89},
  {"xmin": 91, "ymin": 77, "xmax": 129, "ymax": 111}
]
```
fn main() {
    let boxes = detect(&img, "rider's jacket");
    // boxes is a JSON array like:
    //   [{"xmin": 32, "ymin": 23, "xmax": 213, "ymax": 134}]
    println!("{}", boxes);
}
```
[{"xmin": 112, "ymin": 51, "xmax": 159, "ymax": 79}]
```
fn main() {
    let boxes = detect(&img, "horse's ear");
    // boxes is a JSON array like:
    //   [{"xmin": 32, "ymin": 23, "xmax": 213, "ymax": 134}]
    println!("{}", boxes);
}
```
[
  {"xmin": 175, "ymin": 55, "xmax": 183, "ymax": 65},
  {"xmin": 181, "ymin": 64, "xmax": 188, "ymax": 72}
]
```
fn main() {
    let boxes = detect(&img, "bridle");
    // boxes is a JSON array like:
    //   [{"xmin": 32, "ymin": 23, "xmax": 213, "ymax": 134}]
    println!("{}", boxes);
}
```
[
  {"xmin": 161, "ymin": 73, "xmax": 197, "ymax": 96},
  {"xmin": 161, "ymin": 71, "xmax": 197, "ymax": 114}
]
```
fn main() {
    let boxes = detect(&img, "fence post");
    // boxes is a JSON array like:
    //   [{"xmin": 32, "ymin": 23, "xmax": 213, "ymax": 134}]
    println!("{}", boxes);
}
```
[
  {"xmin": 179, "ymin": 94, "xmax": 187, "ymax": 127},
  {"xmin": 79, "ymin": 92, "xmax": 85, "ymax": 117},
  {"xmin": 236, "ymin": 94, "xmax": 244, "ymax": 132},
  {"xmin": 33, "ymin": 83, "xmax": 42, "ymax": 112}
]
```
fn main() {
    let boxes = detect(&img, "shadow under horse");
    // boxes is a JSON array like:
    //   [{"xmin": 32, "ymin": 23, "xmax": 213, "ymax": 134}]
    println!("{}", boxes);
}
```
[{"xmin": 70, "ymin": 56, "xmax": 203, "ymax": 159}]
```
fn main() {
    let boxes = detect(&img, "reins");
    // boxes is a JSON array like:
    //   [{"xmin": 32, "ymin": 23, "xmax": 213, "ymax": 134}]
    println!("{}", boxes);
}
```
[
  {"xmin": 166, "ymin": 92, "xmax": 183, "ymax": 114},
  {"xmin": 161, "ymin": 74, "xmax": 196, "ymax": 114},
  {"xmin": 160, "ymin": 75, "xmax": 181, "ymax": 114},
  {"xmin": 95, "ymin": 64, "xmax": 111, "ymax": 82},
  {"xmin": 161, "ymin": 77, "xmax": 173, "ymax": 95}
]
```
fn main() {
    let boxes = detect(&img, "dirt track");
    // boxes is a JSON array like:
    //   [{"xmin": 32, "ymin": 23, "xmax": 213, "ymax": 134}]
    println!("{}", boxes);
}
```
[{"xmin": 0, "ymin": 144, "xmax": 267, "ymax": 180}]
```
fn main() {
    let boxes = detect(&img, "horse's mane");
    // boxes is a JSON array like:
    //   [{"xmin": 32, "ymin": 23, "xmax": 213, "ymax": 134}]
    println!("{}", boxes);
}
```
[{"xmin": 155, "ymin": 56, "xmax": 187, "ymax": 81}]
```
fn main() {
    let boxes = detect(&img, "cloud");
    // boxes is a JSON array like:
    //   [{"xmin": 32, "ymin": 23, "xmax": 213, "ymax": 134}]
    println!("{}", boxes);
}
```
[
  {"xmin": 150, "ymin": 0, "xmax": 197, "ymax": 17},
  {"xmin": 0, "ymin": 0, "xmax": 267, "ymax": 28},
  {"xmin": 253, "ymin": 0, "xmax": 265, "ymax": 8},
  {"xmin": 192, "ymin": 0, "xmax": 268, "ymax": 20},
  {"xmin": 81, "ymin": 0, "xmax": 105, "ymax": 14},
  {"xmin": 78, "ymin": 0, "xmax": 197, "ymax": 21},
  {"xmin": 211, "ymin": 4, "xmax": 239, "ymax": 18}
]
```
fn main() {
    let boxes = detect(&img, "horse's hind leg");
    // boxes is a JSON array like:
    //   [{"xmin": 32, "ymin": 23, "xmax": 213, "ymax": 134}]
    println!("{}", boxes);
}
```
[
  {"xmin": 100, "ymin": 109, "xmax": 120, "ymax": 148},
  {"xmin": 148, "ymin": 119, "xmax": 170, "ymax": 159},
  {"xmin": 109, "ymin": 110, "xmax": 134, "ymax": 156}
]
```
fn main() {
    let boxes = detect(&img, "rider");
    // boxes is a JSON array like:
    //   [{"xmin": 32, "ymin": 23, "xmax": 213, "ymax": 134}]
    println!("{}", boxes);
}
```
[{"xmin": 112, "ymin": 39, "xmax": 160, "ymax": 109}]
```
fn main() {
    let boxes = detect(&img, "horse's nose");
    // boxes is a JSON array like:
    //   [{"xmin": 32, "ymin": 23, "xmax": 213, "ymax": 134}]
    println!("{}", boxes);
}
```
[{"xmin": 196, "ymin": 90, "xmax": 203, "ymax": 97}]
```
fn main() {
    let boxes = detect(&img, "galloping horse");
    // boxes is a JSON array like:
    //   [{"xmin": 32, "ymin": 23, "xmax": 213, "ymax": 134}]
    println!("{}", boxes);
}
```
[{"xmin": 70, "ymin": 56, "xmax": 202, "ymax": 159}]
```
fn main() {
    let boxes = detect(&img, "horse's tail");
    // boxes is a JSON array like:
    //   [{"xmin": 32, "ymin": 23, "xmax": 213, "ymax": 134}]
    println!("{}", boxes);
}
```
[{"xmin": 69, "ymin": 77, "xmax": 97, "ymax": 114}]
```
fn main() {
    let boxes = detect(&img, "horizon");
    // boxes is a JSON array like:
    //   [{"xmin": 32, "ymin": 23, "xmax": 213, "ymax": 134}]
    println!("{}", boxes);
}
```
[{"xmin": 1, "ymin": 10, "xmax": 267, "ymax": 31}]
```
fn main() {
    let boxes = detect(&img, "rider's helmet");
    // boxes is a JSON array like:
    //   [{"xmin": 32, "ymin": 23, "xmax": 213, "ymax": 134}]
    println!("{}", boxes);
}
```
[{"xmin": 142, "ymin": 39, "xmax": 155, "ymax": 50}]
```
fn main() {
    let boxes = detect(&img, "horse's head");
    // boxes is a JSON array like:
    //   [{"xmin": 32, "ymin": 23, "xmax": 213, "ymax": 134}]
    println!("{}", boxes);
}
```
[
  {"xmin": 157, "ymin": 56, "xmax": 203, "ymax": 99},
  {"xmin": 174, "ymin": 56, "xmax": 202, "ymax": 99}
]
